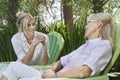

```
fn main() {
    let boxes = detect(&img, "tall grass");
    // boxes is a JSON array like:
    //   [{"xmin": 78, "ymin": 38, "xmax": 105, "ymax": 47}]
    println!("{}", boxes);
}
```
[{"xmin": 0, "ymin": 25, "xmax": 17, "ymax": 62}]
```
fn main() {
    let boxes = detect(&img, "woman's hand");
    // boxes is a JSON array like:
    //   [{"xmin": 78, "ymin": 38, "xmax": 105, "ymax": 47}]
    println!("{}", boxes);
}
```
[
  {"xmin": 42, "ymin": 69, "xmax": 56, "ymax": 78},
  {"xmin": 32, "ymin": 35, "xmax": 46, "ymax": 46},
  {"xmin": 52, "ymin": 60, "xmax": 63, "ymax": 72},
  {"xmin": 37, "ymin": 35, "xmax": 46, "ymax": 45}
]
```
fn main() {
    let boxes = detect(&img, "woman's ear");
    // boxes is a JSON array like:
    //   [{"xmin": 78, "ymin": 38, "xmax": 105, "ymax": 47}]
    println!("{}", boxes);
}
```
[{"xmin": 97, "ymin": 21, "xmax": 103, "ymax": 28}]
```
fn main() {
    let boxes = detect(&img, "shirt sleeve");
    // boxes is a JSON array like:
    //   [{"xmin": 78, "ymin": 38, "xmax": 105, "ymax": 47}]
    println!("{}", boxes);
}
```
[
  {"xmin": 11, "ymin": 36, "xmax": 26, "ymax": 62},
  {"xmin": 60, "ymin": 44, "xmax": 85, "ymax": 66},
  {"xmin": 60, "ymin": 50, "xmax": 76, "ymax": 66},
  {"xmin": 60, "ymin": 55, "xmax": 69, "ymax": 66},
  {"xmin": 83, "ymin": 44, "xmax": 112, "ymax": 76}
]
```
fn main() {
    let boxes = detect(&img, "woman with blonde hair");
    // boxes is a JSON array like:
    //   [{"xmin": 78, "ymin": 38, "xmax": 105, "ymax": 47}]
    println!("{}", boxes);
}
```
[
  {"xmin": 11, "ymin": 12, "xmax": 50, "ymax": 65},
  {"xmin": 0, "ymin": 12, "xmax": 115, "ymax": 80}
]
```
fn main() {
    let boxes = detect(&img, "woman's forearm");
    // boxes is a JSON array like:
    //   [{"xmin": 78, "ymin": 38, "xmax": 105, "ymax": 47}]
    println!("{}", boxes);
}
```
[
  {"xmin": 57, "ymin": 65, "xmax": 92, "ymax": 78},
  {"xmin": 21, "ymin": 44, "xmax": 36, "ymax": 64},
  {"xmin": 41, "ymin": 44, "xmax": 48, "ymax": 65}
]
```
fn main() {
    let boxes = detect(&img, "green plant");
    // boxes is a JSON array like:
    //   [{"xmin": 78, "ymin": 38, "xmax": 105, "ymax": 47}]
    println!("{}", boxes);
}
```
[
  {"xmin": 0, "ymin": 25, "xmax": 17, "ymax": 62},
  {"xmin": 47, "ymin": 21, "xmax": 86, "ymax": 57}
]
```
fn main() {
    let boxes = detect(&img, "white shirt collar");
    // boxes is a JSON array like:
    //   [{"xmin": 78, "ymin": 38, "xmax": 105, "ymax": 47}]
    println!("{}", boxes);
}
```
[
  {"xmin": 20, "ymin": 31, "xmax": 38, "ymax": 42},
  {"xmin": 19, "ymin": 32, "xmax": 26, "ymax": 41}
]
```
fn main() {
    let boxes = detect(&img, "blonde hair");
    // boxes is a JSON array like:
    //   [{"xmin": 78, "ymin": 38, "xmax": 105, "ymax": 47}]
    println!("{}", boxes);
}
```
[
  {"xmin": 16, "ymin": 12, "xmax": 35, "ymax": 32},
  {"xmin": 87, "ymin": 13, "xmax": 115, "ymax": 51}
]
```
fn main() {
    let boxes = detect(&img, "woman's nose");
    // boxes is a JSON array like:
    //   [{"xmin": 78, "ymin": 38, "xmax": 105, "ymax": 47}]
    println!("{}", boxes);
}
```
[{"xmin": 31, "ymin": 26, "xmax": 35, "ymax": 29}]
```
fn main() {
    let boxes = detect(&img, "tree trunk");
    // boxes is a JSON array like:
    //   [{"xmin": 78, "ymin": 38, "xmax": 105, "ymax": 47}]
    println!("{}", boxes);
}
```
[{"xmin": 62, "ymin": 0, "xmax": 74, "ymax": 33}]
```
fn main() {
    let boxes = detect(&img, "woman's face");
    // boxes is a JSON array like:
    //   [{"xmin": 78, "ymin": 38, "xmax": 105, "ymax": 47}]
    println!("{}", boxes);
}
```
[
  {"xmin": 85, "ymin": 19, "xmax": 99, "ymax": 39},
  {"xmin": 24, "ymin": 19, "xmax": 36, "ymax": 39}
]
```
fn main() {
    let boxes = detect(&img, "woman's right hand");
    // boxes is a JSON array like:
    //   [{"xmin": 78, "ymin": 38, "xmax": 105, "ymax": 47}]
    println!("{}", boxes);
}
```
[
  {"xmin": 32, "ymin": 35, "xmax": 45, "ymax": 46},
  {"xmin": 42, "ymin": 69, "xmax": 56, "ymax": 78}
]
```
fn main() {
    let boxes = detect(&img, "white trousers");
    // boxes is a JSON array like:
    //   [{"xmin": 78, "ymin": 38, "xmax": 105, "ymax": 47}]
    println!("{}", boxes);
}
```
[
  {"xmin": 0, "ymin": 64, "xmax": 8, "ymax": 77},
  {"xmin": 2, "ymin": 62, "xmax": 42, "ymax": 80}
]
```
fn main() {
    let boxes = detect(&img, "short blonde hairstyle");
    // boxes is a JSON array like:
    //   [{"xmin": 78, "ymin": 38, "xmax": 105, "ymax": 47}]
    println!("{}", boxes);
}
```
[
  {"xmin": 16, "ymin": 12, "xmax": 35, "ymax": 32},
  {"xmin": 87, "ymin": 13, "xmax": 115, "ymax": 51}
]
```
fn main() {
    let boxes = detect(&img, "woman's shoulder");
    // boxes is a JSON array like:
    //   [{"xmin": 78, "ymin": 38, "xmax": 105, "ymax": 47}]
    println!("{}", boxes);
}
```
[
  {"xmin": 96, "ymin": 39, "xmax": 112, "ymax": 48},
  {"xmin": 101, "ymin": 39, "xmax": 110, "ymax": 45},
  {"xmin": 12, "ymin": 32, "xmax": 20, "ymax": 38},
  {"xmin": 90, "ymin": 38, "xmax": 111, "ymax": 47},
  {"xmin": 11, "ymin": 32, "xmax": 24, "ymax": 40}
]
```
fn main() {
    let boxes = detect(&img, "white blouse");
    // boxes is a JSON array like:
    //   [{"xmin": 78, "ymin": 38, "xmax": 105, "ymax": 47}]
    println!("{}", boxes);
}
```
[{"xmin": 11, "ymin": 31, "xmax": 49, "ymax": 65}]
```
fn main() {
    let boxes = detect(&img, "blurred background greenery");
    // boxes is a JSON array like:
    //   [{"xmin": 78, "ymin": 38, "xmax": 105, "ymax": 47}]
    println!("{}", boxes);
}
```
[{"xmin": 0, "ymin": 0, "xmax": 120, "ymax": 79}]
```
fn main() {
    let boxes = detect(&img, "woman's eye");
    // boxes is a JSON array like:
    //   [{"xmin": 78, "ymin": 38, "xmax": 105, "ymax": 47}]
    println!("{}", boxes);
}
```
[
  {"xmin": 28, "ymin": 24, "xmax": 30, "ymax": 27},
  {"xmin": 32, "ymin": 23, "xmax": 35, "ymax": 26}
]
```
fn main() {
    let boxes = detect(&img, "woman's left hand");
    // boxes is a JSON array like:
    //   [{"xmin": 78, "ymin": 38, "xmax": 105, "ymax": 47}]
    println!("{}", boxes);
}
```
[
  {"xmin": 36, "ymin": 35, "xmax": 46, "ymax": 45},
  {"xmin": 42, "ymin": 69, "xmax": 56, "ymax": 78}
]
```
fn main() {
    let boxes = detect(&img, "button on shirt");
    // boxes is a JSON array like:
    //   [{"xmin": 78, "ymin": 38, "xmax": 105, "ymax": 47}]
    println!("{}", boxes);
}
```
[
  {"xmin": 60, "ymin": 38, "xmax": 112, "ymax": 76},
  {"xmin": 11, "ymin": 31, "xmax": 49, "ymax": 65}
]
